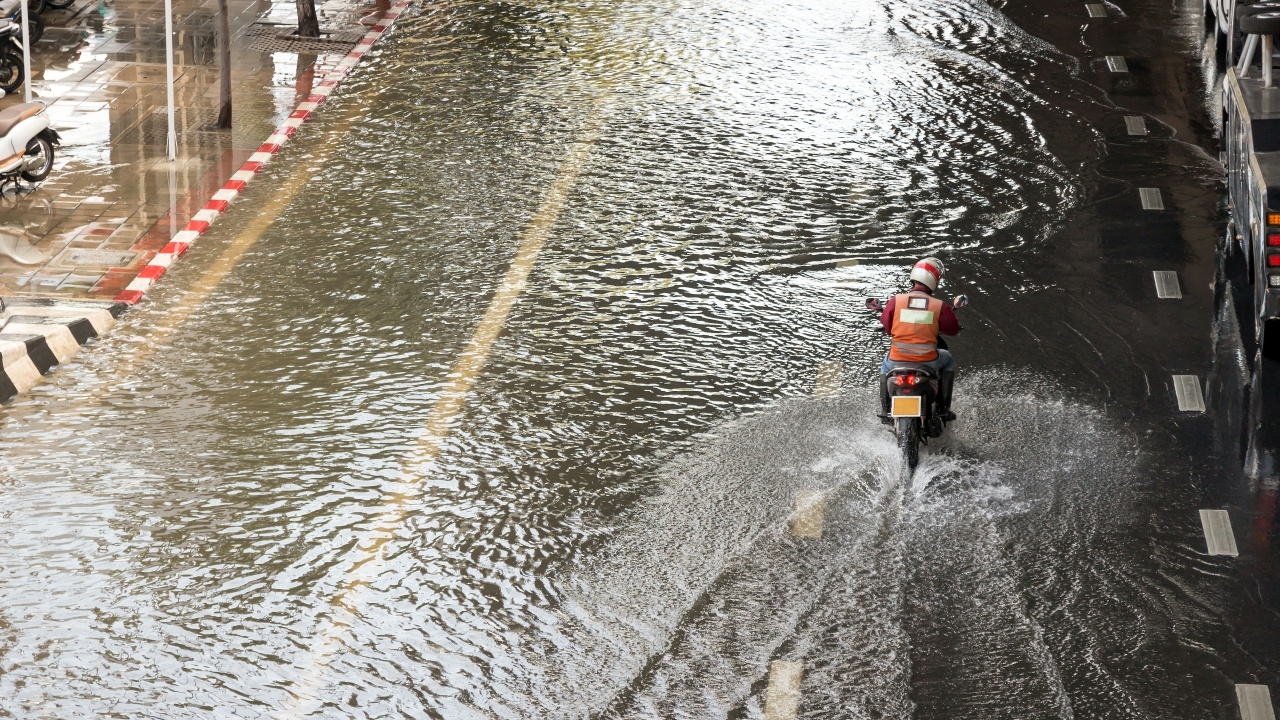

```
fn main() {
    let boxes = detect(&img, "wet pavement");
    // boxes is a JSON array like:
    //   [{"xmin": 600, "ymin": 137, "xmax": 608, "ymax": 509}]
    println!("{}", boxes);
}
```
[
  {"xmin": 0, "ymin": 0, "xmax": 1276, "ymax": 716},
  {"xmin": 0, "ymin": 0, "xmax": 378, "ymax": 298}
]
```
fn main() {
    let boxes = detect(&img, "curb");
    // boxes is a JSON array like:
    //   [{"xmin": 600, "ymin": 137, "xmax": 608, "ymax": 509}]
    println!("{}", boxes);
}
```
[
  {"xmin": 0, "ymin": 297, "xmax": 127, "ymax": 399},
  {"xmin": 114, "ymin": 0, "xmax": 413, "ymax": 305}
]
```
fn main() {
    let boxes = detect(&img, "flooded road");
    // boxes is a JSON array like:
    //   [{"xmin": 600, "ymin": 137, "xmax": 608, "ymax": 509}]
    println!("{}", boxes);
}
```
[{"xmin": 0, "ymin": 0, "xmax": 1273, "ymax": 716}]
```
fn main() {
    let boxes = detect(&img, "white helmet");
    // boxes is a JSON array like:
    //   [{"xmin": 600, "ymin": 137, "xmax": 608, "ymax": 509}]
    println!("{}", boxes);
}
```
[{"xmin": 909, "ymin": 257, "xmax": 944, "ymax": 291}]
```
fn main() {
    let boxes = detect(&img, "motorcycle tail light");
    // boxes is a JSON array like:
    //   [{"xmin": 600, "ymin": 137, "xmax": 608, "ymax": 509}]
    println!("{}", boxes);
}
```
[
  {"xmin": 893, "ymin": 374, "xmax": 918, "ymax": 388},
  {"xmin": 1270, "ymin": 234, "xmax": 1280, "ymax": 247},
  {"xmin": 1269, "ymin": 255, "xmax": 1280, "ymax": 268}
]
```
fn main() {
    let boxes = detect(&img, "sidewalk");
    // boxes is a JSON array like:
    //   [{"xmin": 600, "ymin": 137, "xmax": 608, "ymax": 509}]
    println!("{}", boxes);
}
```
[
  {"xmin": 0, "ymin": 0, "xmax": 383, "ymax": 299},
  {"xmin": 0, "ymin": 0, "xmax": 406, "ymax": 400}
]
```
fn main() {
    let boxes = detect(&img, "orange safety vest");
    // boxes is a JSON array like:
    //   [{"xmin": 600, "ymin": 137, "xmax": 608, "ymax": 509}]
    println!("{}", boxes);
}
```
[{"xmin": 889, "ymin": 292, "xmax": 943, "ymax": 362}]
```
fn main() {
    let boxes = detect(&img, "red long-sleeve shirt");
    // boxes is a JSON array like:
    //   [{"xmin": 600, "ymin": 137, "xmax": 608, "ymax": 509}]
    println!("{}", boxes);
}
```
[{"xmin": 880, "ymin": 292, "xmax": 961, "ymax": 335}]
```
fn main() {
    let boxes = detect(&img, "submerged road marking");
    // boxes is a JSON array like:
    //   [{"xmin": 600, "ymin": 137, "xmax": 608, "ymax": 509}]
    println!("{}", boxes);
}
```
[
  {"xmin": 1237, "ymin": 684, "xmax": 1277, "ymax": 720},
  {"xmin": 1106, "ymin": 55, "xmax": 1129, "ymax": 72},
  {"xmin": 278, "ymin": 105, "xmax": 611, "ymax": 716},
  {"xmin": 1200, "ymin": 509, "xmax": 1239, "ymax": 556},
  {"xmin": 1173, "ymin": 375, "xmax": 1205, "ymax": 412},
  {"xmin": 764, "ymin": 660, "xmax": 803, "ymax": 720},
  {"xmin": 1139, "ymin": 187, "xmax": 1164, "ymax": 210},
  {"xmin": 1125, "ymin": 115, "xmax": 1148, "ymax": 135},
  {"xmin": 834, "ymin": 258, "xmax": 861, "ymax": 268},
  {"xmin": 1153, "ymin": 270, "xmax": 1182, "ymax": 298},
  {"xmin": 813, "ymin": 360, "xmax": 843, "ymax": 398},
  {"xmin": 1086, "ymin": 3, "xmax": 1107, "ymax": 17},
  {"xmin": 790, "ymin": 490, "xmax": 826, "ymax": 538}
]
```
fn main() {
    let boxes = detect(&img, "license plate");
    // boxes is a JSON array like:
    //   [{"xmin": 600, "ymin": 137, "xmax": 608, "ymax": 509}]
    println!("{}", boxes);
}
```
[{"xmin": 891, "ymin": 395, "xmax": 922, "ymax": 418}]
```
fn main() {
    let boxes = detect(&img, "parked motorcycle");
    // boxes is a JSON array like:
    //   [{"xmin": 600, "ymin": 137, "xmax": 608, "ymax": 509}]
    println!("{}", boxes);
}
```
[
  {"xmin": 0, "ymin": 0, "xmax": 42, "ymax": 44},
  {"xmin": 0, "ymin": 93, "xmax": 59, "ymax": 189},
  {"xmin": 0, "ymin": 21, "xmax": 26, "ymax": 93},
  {"xmin": 865, "ymin": 293, "xmax": 968, "ymax": 470}
]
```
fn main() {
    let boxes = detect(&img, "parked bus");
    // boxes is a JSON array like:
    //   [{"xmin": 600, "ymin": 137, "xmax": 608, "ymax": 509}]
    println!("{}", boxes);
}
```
[{"xmin": 1222, "ymin": 66, "xmax": 1280, "ymax": 358}]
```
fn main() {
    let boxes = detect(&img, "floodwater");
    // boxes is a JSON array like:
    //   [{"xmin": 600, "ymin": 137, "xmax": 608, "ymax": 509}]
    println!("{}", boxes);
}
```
[{"xmin": 0, "ymin": 0, "xmax": 1273, "ymax": 716}]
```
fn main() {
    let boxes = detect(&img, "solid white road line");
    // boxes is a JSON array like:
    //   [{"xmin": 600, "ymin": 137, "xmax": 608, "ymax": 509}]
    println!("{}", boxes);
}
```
[
  {"xmin": 765, "ymin": 660, "xmax": 803, "ymax": 720},
  {"xmin": 1153, "ymin": 270, "xmax": 1182, "ymax": 299},
  {"xmin": 790, "ymin": 490, "xmax": 826, "ymax": 539},
  {"xmin": 1200, "ymin": 509, "xmax": 1239, "ymax": 556},
  {"xmin": 1139, "ymin": 187, "xmax": 1164, "ymax": 210},
  {"xmin": 813, "ymin": 360, "xmax": 843, "ymax": 398},
  {"xmin": 1173, "ymin": 375, "xmax": 1205, "ymax": 412},
  {"xmin": 1106, "ymin": 55, "xmax": 1129, "ymax": 72},
  {"xmin": 1237, "ymin": 684, "xmax": 1277, "ymax": 720},
  {"xmin": 1125, "ymin": 115, "xmax": 1148, "ymax": 135}
]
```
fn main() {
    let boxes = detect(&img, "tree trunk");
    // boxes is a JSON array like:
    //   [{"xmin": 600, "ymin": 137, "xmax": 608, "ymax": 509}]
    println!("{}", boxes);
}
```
[
  {"xmin": 216, "ymin": 0, "xmax": 232, "ymax": 129},
  {"xmin": 296, "ymin": 0, "xmax": 320, "ymax": 38}
]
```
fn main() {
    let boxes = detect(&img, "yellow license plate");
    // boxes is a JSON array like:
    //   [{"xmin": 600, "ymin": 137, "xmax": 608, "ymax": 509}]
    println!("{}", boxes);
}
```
[{"xmin": 891, "ymin": 396, "xmax": 922, "ymax": 418}]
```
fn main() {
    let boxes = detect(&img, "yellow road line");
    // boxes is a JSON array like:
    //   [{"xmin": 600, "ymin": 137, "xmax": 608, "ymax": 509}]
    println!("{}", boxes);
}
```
[
  {"xmin": 278, "ymin": 103, "xmax": 611, "ymax": 716},
  {"xmin": 765, "ymin": 660, "xmax": 804, "ymax": 720},
  {"xmin": 789, "ymin": 490, "xmax": 826, "ymax": 539}
]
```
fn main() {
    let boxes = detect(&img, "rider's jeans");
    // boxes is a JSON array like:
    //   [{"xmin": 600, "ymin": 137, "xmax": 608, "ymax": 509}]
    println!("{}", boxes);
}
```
[{"xmin": 880, "ymin": 349, "xmax": 954, "ymax": 376}]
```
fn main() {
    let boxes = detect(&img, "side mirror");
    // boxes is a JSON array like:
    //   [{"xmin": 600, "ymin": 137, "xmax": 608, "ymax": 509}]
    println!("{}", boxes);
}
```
[
  {"xmin": 865, "ymin": 297, "xmax": 884, "ymax": 312},
  {"xmin": 952, "ymin": 294, "xmax": 969, "ymax": 309}
]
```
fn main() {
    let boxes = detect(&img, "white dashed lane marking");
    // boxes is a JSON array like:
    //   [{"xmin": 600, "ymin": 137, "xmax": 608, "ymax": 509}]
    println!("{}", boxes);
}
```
[
  {"xmin": 765, "ymin": 660, "xmax": 803, "ymax": 720},
  {"xmin": 1200, "ymin": 509, "xmax": 1239, "ymax": 556},
  {"xmin": 1125, "ymin": 115, "xmax": 1148, "ymax": 135},
  {"xmin": 1087, "ymin": 3, "xmax": 1107, "ymax": 17},
  {"xmin": 1106, "ymin": 55, "xmax": 1129, "ymax": 72},
  {"xmin": 1139, "ymin": 187, "xmax": 1164, "ymax": 210},
  {"xmin": 1237, "ymin": 684, "xmax": 1277, "ymax": 720},
  {"xmin": 1172, "ymin": 375, "xmax": 1205, "ymax": 412},
  {"xmin": 1153, "ymin": 270, "xmax": 1182, "ymax": 298}
]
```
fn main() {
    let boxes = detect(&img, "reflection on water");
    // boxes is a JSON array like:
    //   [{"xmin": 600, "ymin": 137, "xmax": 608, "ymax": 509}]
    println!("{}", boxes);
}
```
[{"xmin": 0, "ymin": 0, "xmax": 1243, "ymax": 716}]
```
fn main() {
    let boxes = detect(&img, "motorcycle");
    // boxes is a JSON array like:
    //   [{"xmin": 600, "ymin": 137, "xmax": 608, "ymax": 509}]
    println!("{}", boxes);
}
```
[
  {"xmin": 0, "ymin": 20, "xmax": 27, "ymax": 93},
  {"xmin": 865, "ymin": 293, "xmax": 968, "ymax": 470},
  {"xmin": 0, "ymin": 91, "xmax": 59, "ymax": 189},
  {"xmin": 0, "ymin": 0, "xmax": 41, "ymax": 46}
]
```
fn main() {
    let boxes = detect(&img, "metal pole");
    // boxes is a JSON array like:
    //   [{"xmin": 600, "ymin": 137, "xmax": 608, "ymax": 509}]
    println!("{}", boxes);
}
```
[
  {"xmin": 1266, "ymin": 34, "xmax": 1275, "ymax": 87},
  {"xmin": 164, "ymin": 0, "xmax": 176, "ymax": 161},
  {"xmin": 19, "ymin": 0, "xmax": 30, "ymax": 103}
]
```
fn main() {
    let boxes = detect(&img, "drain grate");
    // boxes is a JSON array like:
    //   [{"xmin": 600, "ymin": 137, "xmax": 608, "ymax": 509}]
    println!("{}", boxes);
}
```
[{"xmin": 246, "ymin": 25, "xmax": 363, "ymax": 54}]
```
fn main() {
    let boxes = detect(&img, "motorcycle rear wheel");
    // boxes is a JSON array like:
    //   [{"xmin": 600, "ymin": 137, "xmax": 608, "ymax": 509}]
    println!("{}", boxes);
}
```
[
  {"xmin": 44, "ymin": 0, "xmax": 72, "ymax": 8},
  {"xmin": 0, "ymin": 51, "xmax": 24, "ymax": 94},
  {"xmin": 21, "ymin": 135, "xmax": 53, "ymax": 182},
  {"xmin": 896, "ymin": 417, "xmax": 919, "ymax": 470}
]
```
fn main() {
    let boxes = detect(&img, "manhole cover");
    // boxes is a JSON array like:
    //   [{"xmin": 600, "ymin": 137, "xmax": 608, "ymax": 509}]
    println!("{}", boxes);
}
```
[{"xmin": 55, "ymin": 249, "xmax": 139, "ymax": 267}]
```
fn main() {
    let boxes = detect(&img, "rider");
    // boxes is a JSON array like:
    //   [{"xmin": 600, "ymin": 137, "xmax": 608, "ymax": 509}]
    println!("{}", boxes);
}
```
[{"xmin": 879, "ymin": 257, "xmax": 961, "ymax": 423}]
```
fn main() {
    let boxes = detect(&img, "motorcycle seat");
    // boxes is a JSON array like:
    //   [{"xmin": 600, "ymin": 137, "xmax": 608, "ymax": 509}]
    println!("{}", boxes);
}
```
[{"xmin": 0, "ymin": 102, "xmax": 42, "ymax": 136}]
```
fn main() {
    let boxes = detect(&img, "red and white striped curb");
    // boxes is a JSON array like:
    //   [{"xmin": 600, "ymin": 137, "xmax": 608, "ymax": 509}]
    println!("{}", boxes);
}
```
[{"xmin": 113, "ymin": 0, "xmax": 413, "ymax": 305}]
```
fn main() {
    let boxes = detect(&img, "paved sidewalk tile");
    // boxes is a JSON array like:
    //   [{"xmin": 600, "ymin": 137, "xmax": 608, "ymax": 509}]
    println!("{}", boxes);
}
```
[{"xmin": 0, "ymin": 0, "xmax": 388, "ymax": 299}]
